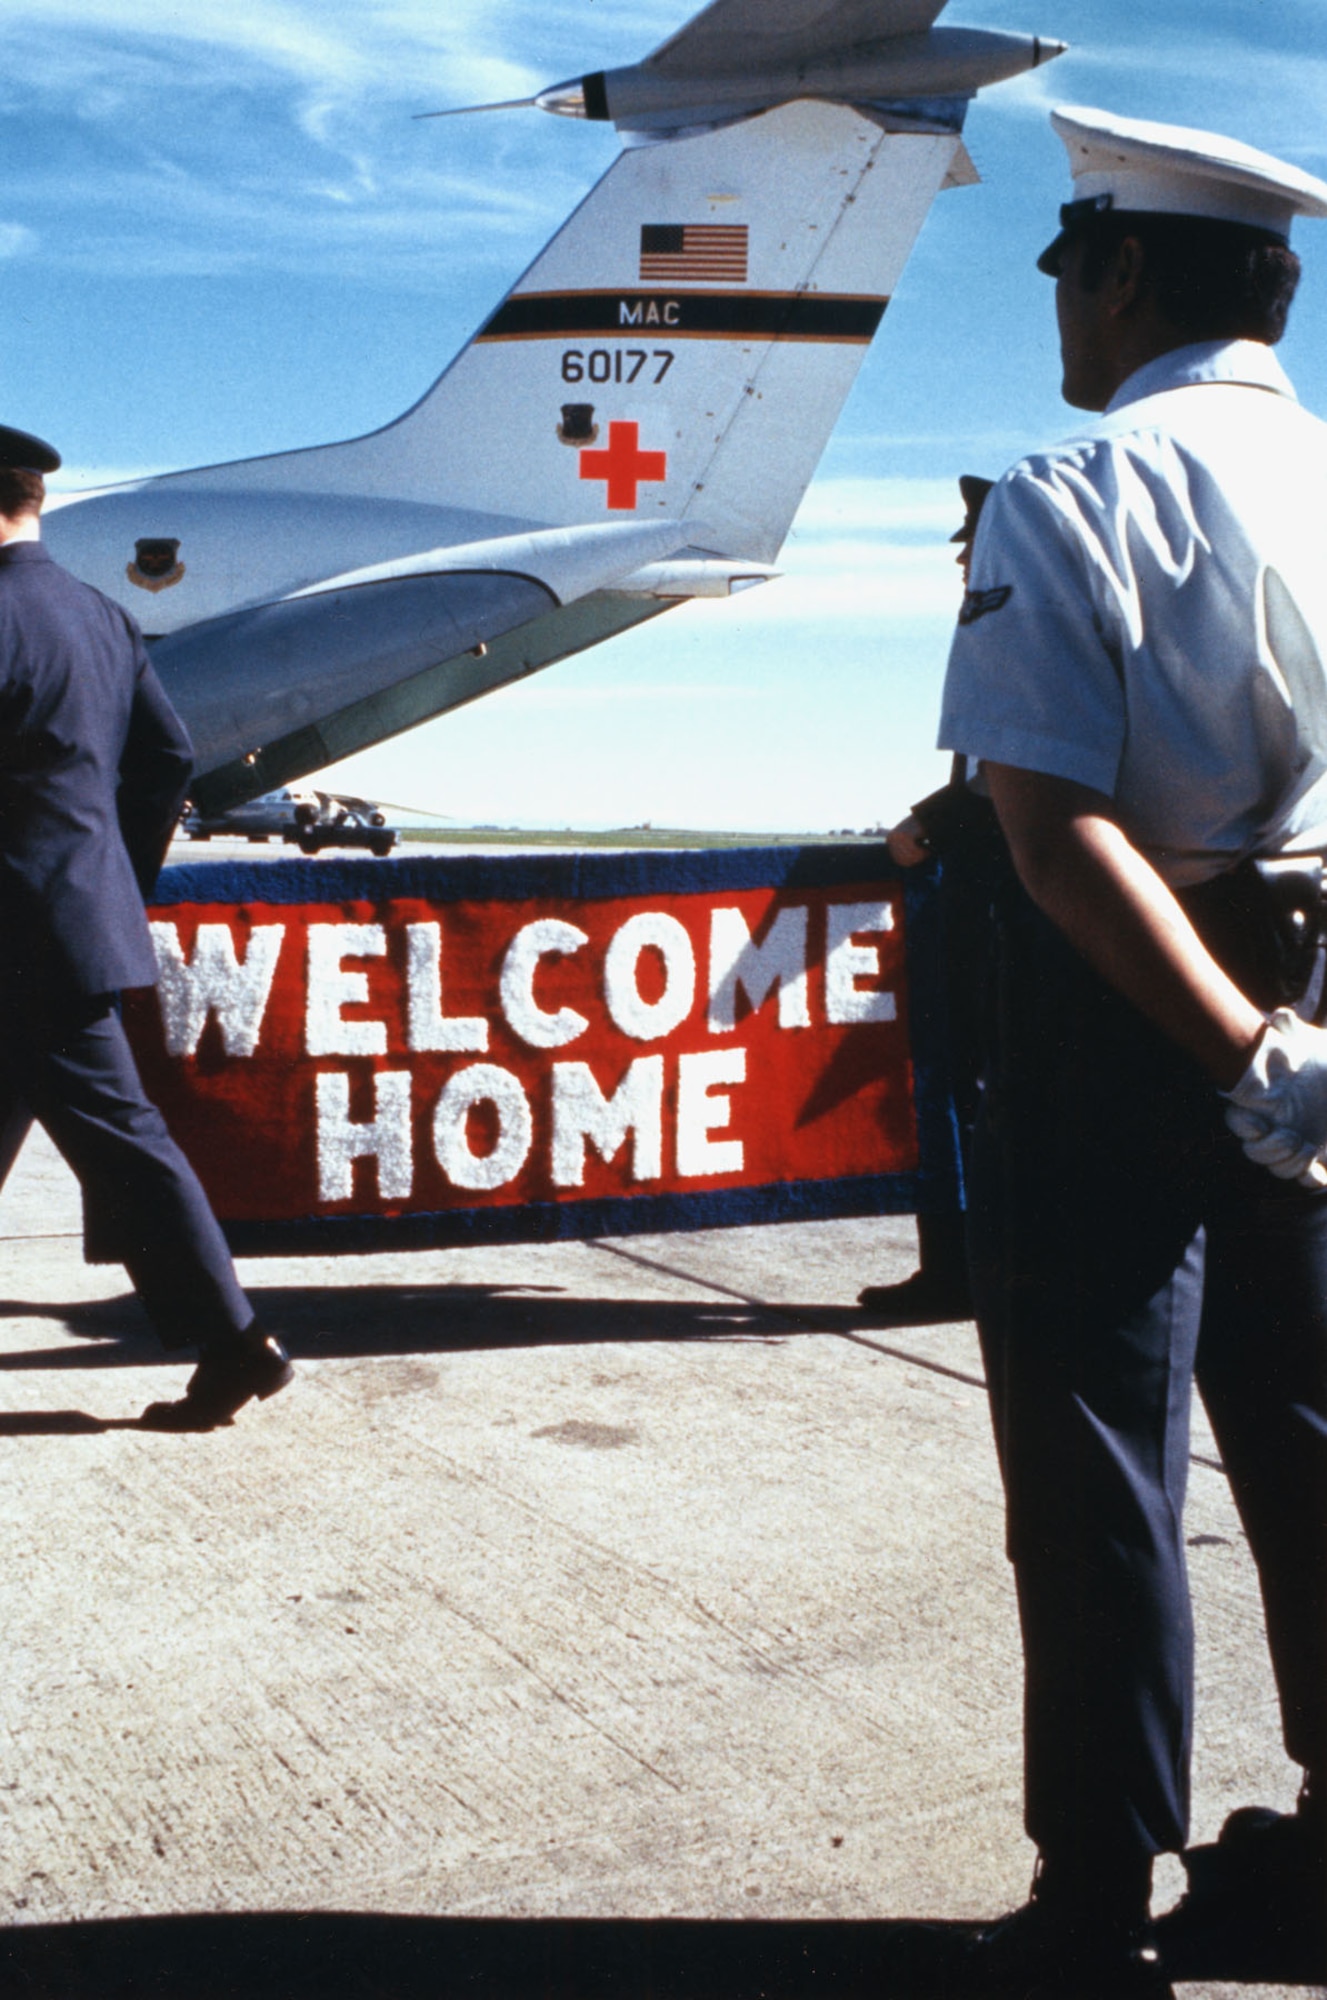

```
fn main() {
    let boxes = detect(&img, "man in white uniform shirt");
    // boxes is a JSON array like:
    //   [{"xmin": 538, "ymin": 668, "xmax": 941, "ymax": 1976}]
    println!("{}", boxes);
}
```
[{"xmin": 939, "ymin": 108, "xmax": 1327, "ymax": 1992}]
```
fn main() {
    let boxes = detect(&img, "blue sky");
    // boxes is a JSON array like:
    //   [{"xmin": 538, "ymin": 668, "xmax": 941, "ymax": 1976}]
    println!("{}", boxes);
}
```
[{"xmin": 4, "ymin": 0, "xmax": 1326, "ymax": 829}]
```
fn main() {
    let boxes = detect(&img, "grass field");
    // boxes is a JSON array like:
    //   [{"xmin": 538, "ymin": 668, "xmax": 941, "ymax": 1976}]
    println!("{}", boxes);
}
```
[{"xmin": 398, "ymin": 826, "xmax": 888, "ymax": 850}]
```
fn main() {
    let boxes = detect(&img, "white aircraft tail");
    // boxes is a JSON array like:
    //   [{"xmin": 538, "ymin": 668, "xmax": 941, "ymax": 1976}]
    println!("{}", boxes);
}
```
[
  {"xmin": 41, "ymin": 0, "xmax": 1063, "ymax": 812},
  {"xmin": 173, "ymin": 99, "xmax": 973, "ymax": 565}
]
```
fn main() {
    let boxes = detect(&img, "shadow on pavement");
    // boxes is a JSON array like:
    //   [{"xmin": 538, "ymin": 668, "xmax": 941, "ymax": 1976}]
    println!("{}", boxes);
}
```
[
  {"xmin": 4, "ymin": 1908, "xmax": 1318, "ymax": 1996},
  {"xmin": 1, "ymin": 1912, "xmax": 979, "ymax": 1999},
  {"xmin": 4, "ymin": 1907, "xmax": 1319, "ymax": 1996},
  {"xmin": 0, "ymin": 1284, "xmax": 832, "ymax": 1372},
  {"xmin": 0, "ymin": 1409, "xmax": 139, "ymax": 1434}
]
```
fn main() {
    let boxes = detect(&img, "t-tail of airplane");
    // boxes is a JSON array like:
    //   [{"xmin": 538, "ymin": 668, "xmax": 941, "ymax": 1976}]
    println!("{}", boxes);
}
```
[
  {"xmin": 45, "ymin": 0, "xmax": 1064, "ymax": 809},
  {"xmin": 171, "ymin": 101, "xmax": 973, "ymax": 565}
]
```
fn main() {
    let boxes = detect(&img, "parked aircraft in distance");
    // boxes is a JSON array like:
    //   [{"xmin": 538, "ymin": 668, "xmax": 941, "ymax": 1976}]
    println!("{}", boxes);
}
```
[
  {"xmin": 181, "ymin": 789, "xmax": 399, "ymax": 857},
  {"xmin": 44, "ymin": 0, "xmax": 1064, "ymax": 819}
]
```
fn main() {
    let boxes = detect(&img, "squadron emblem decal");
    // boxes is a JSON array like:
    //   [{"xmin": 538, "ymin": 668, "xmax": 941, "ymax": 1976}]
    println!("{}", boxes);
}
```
[
  {"xmin": 958, "ymin": 584, "xmax": 1012, "ymax": 625},
  {"xmin": 127, "ymin": 538, "xmax": 185, "ymax": 593},
  {"xmin": 557, "ymin": 402, "xmax": 599, "ymax": 446}
]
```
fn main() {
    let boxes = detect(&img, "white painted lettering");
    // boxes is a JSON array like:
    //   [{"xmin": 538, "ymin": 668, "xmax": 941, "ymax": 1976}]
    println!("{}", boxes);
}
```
[
  {"xmin": 707, "ymin": 906, "xmax": 809, "ymax": 1033},
  {"xmin": 676, "ymin": 1048, "xmax": 746, "ymax": 1177},
  {"xmin": 306, "ymin": 924, "xmax": 388, "ymax": 1056},
  {"xmin": 316, "ymin": 1070, "xmax": 413, "ymax": 1202},
  {"xmin": 433, "ymin": 1064, "xmax": 534, "ymax": 1191},
  {"xmin": 500, "ymin": 919, "xmax": 589, "ymax": 1049},
  {"xmin": 406, "ymin": 922, "xmax": 489, "ymax": 1053},
  {"xmin": 620, "ymin": 302, "xmax": 643, "ymax": 326},
  {"xmin": 604, "ymin": 911, "xmax": 695, "ymax": 1041},
  {"xmin": 824, "ymin": 902, "xmax": 897, "ymax": 1025},
  {"xmin": 551, "ymin": 1056, "xmax": 664, "ymax": 1187},
  {"xmin": 663, "ymin": 300, "xmax": 680, "ymax": 326},
  {"xmin": 150, "ymin": 921, "xmax": 284, "ymax": 1058}
]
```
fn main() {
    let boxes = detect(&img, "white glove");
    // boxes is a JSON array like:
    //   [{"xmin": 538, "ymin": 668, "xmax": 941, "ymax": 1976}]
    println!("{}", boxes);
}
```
[{"xmin": 1223, "ymin": 1007, "xmax": 1327, "ymax": 1188}]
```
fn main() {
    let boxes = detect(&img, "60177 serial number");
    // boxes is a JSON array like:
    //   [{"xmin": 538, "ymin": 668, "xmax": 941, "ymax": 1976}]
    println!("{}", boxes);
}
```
[{"xmin": 561, "ymin": 349, "xmax": 675, "ymax": 385}]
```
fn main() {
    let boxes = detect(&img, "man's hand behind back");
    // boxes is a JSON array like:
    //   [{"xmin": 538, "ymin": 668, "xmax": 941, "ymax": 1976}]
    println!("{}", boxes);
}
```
[{"xmin": 1225, "ymin": 1009, "xmax": 1327, "ymax": 1188}]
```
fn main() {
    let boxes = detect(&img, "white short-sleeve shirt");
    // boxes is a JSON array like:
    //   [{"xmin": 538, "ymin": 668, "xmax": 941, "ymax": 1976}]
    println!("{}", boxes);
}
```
[{"xmin": 938, "ymin": 340, "xmax": 1327, "ymax": 887}]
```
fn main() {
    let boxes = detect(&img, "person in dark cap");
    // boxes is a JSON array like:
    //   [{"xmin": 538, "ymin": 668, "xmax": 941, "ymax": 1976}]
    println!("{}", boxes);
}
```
[
  {"xmin": 859, "ymin": 474, "xmax": 999, "ymax": 1324},
  {"xmin": 0, "ymin": 426, "xmax": 293, "ymax": 1430},
  {"xmin": 935, "ymin": 107, "xmax": 1327, "ymax": 1990},
  {"xmin": 0, "ymin": 427, "xmax": 62, "ymax": 478}
]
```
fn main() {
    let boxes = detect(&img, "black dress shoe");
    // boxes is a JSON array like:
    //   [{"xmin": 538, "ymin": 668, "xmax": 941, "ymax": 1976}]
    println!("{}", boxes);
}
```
[
  {"xmin": 965, "ymin": 1884, "xmax": 1171, "ymax": 1997},
  {"xmin": 1156, "ymin": 1792, "xmax": 1326, "ymax": 1978},
  {"xmin": 857, "ymin": 1270, "xmax": 974, "ymax": 1323},
  {"xmin": 140, "ymin": 1332, "xmax": 294, "ymax": 1431}
]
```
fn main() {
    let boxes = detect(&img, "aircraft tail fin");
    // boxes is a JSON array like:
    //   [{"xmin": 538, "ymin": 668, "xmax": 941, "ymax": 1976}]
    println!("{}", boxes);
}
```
[{"xmin": 173, "ymin": 99, "xmax": 968, "ymax": 567}]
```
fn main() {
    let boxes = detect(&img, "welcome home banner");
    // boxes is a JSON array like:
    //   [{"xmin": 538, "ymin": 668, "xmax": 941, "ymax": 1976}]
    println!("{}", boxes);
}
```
[{"xmin": 125, "ymin": 846, "xmax": 961, "ymax": 1256}]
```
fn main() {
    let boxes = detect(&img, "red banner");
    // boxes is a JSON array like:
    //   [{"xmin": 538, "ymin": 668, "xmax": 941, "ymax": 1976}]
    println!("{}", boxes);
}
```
[{"xmin": 124, "ymin": 849, "xmax": 957, "ymax": 1253}]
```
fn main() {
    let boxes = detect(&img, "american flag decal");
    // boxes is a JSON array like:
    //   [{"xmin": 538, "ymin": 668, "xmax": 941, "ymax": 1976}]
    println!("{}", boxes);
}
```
[{"xmin": 639, "ymin": 223, "xmax": 749, "ymax": 283}]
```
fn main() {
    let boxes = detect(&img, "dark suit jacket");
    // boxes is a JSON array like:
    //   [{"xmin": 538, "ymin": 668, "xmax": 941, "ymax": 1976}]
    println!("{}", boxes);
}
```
[{"xmin": 0, "ymin": 540, "xmax": 193, "ymax": 998}]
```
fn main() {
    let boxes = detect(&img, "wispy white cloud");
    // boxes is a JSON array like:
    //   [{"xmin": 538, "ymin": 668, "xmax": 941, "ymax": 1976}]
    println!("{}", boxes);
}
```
[
  {"xmin": 731, "ymin": 544, "xmax": 960, "ymax": 626},
  {"xmin": 790, "ymin": 476, "xmax": 968, "ymax": 536},
  {"xmin": 983, "ymin": 34, "xmax": 1327, "ymax": 166},
  {"xmin": 0, "ymin": 0, "xmax": 679, "ymax": 122},
  {"xmin": 837, "ymin": 429, "xmax": 1034, "ymax": 454},
  {"xmin": 9, "ymin": 146, "xmax": 563, "ymax": 285},
  {"xmin": 0, "ymin": 0, "xmax": 640, "ymax": 284},
  {"xmin": 703, "ymin": 476, "xmax": 970, "ymax": 626},
  {"xmin": 4, "ymin": 3, "xmax": 383, "ymax": 96}
]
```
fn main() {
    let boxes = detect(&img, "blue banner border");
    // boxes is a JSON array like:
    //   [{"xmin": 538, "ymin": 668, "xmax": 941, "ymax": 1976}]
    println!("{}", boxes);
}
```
[{"xmin": 153, "ymin": 844, "xmax": 961, "ymax": 1255}]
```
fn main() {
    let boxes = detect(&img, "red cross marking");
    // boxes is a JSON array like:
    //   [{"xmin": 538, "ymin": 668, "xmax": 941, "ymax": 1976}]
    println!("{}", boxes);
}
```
[{"xmin": 579, "ymin": 421, "xmax": 668, "ymax": 511}]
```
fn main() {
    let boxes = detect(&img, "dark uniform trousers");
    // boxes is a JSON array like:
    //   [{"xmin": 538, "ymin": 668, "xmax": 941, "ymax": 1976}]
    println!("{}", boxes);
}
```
[
  {"xmin": 968, "ymin": 883, "xmax": 1327, "ymax": 1876},
  {"xmin": 0, "ymin": 979, "xmax": 252, "ymax": 1350}
]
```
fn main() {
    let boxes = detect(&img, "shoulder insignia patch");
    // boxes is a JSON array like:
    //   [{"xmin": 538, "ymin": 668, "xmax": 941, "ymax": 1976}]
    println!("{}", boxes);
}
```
[{"xmin": 958, "ymin": 584, "xmax": 1012, "ymax": 626}]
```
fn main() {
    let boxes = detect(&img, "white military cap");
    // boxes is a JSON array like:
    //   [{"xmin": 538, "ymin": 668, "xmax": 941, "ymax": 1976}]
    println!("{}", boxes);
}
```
[{"xmin": 1038, "ymin": 104, "xmax": 1327, "ymax": 272}]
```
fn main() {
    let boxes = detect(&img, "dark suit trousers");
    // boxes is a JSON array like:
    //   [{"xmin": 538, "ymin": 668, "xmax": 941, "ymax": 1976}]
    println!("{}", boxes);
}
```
[
  {"xmin": 0, "ymin": 983, "xmax": 253, "ymax": 1349},
  {"xmin": 968, "ymin": 888, "xmax": 1327, "ymax": 1873}
]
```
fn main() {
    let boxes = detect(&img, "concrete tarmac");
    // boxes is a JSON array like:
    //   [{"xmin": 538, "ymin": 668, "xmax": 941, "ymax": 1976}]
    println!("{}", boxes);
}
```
[{"xmin": 0, "ymin": 1117, "xmax": 1320, "ymax": 1995}]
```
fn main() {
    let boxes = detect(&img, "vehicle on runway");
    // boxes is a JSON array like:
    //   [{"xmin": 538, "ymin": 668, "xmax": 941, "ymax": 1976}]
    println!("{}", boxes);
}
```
[
  {"xmin": 180, "ymin": 789, "xmax": 398, "ymax": 857},
  {"xmin": 43, "ymin": 0, "xmax": 1063, "ymax": 821}
]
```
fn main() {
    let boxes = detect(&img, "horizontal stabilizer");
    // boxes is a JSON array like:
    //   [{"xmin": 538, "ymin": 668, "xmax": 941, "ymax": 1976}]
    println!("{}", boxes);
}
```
[
  {"xmin": 646, "ymin": 0, "xmax": 947, "ymax": 74},
  {"xmin": 612, "ymin": 554, "xmax": 780, "ymax": 597},
  {"xmin": 420, "ymin": 0, "xmax": 1063, "ymax": 129},
  {"xmin": 586, "ymin": 31, "xmax": 1059, "ymax": 130},
  {"xmin": 284, "ymin": 520, "xmax": 702, "ymax": 608}
]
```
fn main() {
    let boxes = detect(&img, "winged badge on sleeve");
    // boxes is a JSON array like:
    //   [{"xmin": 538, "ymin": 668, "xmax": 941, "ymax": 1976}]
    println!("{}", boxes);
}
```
[{"xmin": 958, "ymin": 585, "xmax": 1013, "ymax": 626}]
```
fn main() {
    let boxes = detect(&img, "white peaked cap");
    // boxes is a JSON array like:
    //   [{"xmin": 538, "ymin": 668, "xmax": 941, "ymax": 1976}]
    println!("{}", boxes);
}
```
[{"xmin": 1050, "ymin": 104, "xmax": 1327, "ymax": 236}]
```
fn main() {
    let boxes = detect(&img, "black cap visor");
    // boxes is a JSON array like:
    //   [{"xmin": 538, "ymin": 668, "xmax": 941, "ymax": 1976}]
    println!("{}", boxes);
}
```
[
  {"xmin": 949, "ymin": 473, "xmax": 995, "ymax": 540},
  {"xmin": 1036, "ymin": 229, "xmax": 1070, "ymax": 277},
  {"xmin": 1037, "ymin": 192, "xmax": 1290, "ymax": 276},
  {"xmin": 0, "ymin": 425, "xmax": 61, "ymax": 474},
  {"xmin": 1037, "ymin": 193, "xmax": 1117, "ymax": 277}
]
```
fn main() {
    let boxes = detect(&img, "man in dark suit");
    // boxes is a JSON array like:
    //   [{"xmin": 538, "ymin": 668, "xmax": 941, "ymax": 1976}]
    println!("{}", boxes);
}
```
[{"xmin": 0, "ymin": 424, "xmax": 292, "ymax": 1430}]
